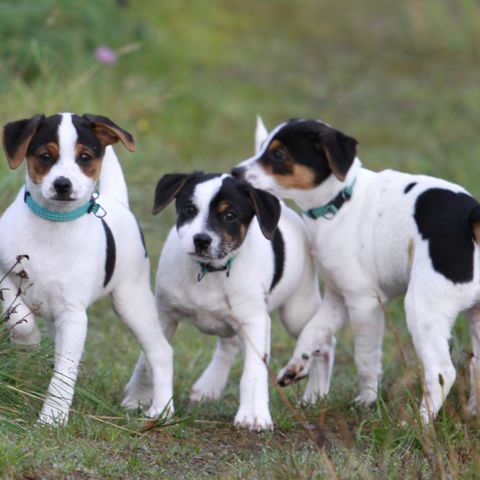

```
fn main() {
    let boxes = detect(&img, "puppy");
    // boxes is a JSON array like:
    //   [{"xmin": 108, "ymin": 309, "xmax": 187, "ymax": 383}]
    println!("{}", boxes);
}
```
[
  {"xmin": 233, "ymin": 117, "xmax": 480, "ymax": 422},
  {"xmin": 122, "ymin": 172, "xmax": 332, "ymax": 431},
  {"xmin": 0, "ymin": 113, "xmax": 173, "ymax": 425}
]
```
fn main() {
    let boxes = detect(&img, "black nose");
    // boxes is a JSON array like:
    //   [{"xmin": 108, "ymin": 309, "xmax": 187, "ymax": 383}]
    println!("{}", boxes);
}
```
[
  {"xmin": 193, "ymin": 233, "xmax": 212, "ymax": 250},
  {"xmin": 53, "ymin": 176, "xmax": 72, "ymax": 195},
  {"xmin": 231, "ymin": 166, "xmax": 245, "ymax": 179}
]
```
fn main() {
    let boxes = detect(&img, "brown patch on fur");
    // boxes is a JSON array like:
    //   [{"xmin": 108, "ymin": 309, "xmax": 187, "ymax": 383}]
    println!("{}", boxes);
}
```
[
  {"xmin": 26, "ymin": 143, "xmax": 59, "ymax": 184},
  {"xmin": 217, "ymin": 201, "xmax": 231, "ymax": 214},
  {"xmin": 261, "ymin": 162, "xmax": 317, "ymax": 190},
  {"xmin": 473, "ymin": 223, "xmax": 480, "ymax": 244},
  {"xmin": 407, "ymin": 238, "xmax": 415, "ymax": 271},
  {"xmin": 267, "ymin": 139, "xmax": 284, "ymax": 152},
  {"xmin": 75, "ymin": 144, "xmax": 102, "ymax": 180}
]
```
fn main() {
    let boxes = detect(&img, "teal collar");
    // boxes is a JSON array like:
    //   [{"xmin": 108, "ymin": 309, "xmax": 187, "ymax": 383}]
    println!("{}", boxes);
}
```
[
  {"xmin": 24, "ymin": 189, "xmax": 105, "ymax": 222},
  {"xmin": 303, "ymin": 178, "xmax": 356, "ymax": 220},
  {"xmin": 196, "ymin": 256, "xmax": 235, "ymax": 282}
]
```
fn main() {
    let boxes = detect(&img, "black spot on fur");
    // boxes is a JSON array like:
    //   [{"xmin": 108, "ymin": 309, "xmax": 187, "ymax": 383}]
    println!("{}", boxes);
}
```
[
  {"xmin": 404, "ymin": 182, "xmax": 417, "ymax": 194},
  {"xmin": 101, "ymin": 219, "xmax": 116, "ymax": 287},
  {"xmin": 135, "ymin": 216, "xmax": 148, "ymax": 257},
  {"xmin": 25, "ymin": 115, "xmax": 62, "ymax": 156},
  {"xmin": 269, "ymin": 228, "xmax": 285, "ymax": 292},
  {"xmin": 414, "ymin": 188, "xmax": 478, "ymax": 283}
]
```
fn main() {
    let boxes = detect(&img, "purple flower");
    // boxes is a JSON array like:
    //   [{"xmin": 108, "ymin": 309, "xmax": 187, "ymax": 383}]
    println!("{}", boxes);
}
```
[{"xmin": 95, "ymin": 46, "xmax": 118, "ymax": 65}]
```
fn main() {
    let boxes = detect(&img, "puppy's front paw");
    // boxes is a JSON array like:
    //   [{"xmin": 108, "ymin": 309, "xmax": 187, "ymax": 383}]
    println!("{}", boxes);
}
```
[
  {"xmin": 145, "ymin": 401, "xmax": 174, "ymax": 420},
  {"xmin": 121, "ymin": 388, "xmax": 152, "ymax": 411},
  {"xmin": 234, "ymin": 407, "xmax": 273, "ymax": 432},
  {"xmin": 277, "ymin": 357, "xmax": 310, "ymax": 387},
  {"xmin": 38, "ymin": 406, "xmax": 69, "ymax": 427},
  {"xmin": 354, "ymin": 388, "xmax": 377, "ymax": 407},
  {"xmin": 190, "ymin": 379, "xmax": 224, "ymax": 403}
]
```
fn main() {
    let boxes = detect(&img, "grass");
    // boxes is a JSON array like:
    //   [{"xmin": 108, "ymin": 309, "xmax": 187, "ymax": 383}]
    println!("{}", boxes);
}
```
[{"xmin": 1, "ymin": 0, "xmax": 480, "ymax": 478}]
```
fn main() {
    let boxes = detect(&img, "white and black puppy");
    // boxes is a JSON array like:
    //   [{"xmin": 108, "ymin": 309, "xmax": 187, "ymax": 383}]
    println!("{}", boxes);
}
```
[
  {"xmin": 233, "ymin": 117, "xmax": 480, "ymax": 422},
  {"xmin": 122, "ymin": 172, "xmax": 333, "ymax": 431},
  {"xmin": 0, "ymin": 113, "xmax": 173, "ymax": 425}
]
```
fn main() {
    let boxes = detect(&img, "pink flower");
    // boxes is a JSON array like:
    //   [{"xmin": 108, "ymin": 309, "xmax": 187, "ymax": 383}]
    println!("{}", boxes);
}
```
[{"xmin": 95, "ymin": 46, "xmax": 118, "ymax": 65}]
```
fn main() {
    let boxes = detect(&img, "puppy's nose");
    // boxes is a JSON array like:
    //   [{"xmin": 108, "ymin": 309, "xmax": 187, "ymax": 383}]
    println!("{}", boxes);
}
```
[
  {"xmin": 53, "ymin": 176, "xmax": 72, "ymax": 195},
  {"xmin": 231, "ymin": 166, "xmax": 245, "ymax": 179},
  {"xmin": 193, "ymin": 233, "xmax": 212, "ymax": 250}
]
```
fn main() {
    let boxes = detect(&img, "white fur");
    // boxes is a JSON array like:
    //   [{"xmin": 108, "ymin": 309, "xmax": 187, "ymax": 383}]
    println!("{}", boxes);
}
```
[
  {"xmin": 0, "ymin": 113, "xmax": 173, "ymax": 425},
  {"xmin": 123, "ymin": 175, "xmax": 332, "ymax": 431},
  {"xmin": 236, "ymin": 122, "xmax": 480, "ymax": 423}
]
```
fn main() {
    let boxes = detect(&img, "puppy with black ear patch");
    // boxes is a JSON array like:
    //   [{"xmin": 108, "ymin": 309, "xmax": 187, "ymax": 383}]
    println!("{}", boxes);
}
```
[
  {"xmin": 122, "ymin": 172, "xmax": 331, "ymax": 431},
  {"xmin": 233, "ymin": 117, "xmax": 480, "ymax": 422},
  {"xmin": 0, "ymin": 113, "xmax": 173, "ymax": 425}
]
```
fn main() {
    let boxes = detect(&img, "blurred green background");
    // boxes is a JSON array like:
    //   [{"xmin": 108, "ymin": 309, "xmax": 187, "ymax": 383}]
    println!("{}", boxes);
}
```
[{"xmin": 1, "ymin": 1, "xmax": 480, "ymax": 478}]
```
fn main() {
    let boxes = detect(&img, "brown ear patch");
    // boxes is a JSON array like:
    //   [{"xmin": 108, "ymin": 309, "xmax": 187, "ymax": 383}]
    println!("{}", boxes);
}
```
[
  {"xmin": 473, "ymin": 223, "xmax": 480, "ymax": 244},
  {"xmin": 75, "ymin": 144, "xmax": 103, "ymax": 180},
  {"xmin": 26, "ymin": 143, "xmax": 59, "ymax": 184}
]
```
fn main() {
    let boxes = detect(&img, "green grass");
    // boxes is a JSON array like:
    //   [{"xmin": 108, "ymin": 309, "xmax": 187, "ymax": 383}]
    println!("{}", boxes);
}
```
[{"xmin": 1, "ymin": 0, "xmax": 480, "ymax": 478}]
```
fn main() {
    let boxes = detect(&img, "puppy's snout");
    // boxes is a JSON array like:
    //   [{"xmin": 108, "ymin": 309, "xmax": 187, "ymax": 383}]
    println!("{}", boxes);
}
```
[
  {"xmin": 53, "ymin": 176, "xmax": 72, "ymax": 196},
  {"xmin": 231, "ymin": 166, "xmax": 245, "ymax": 179},
  {"xmin": 193, "ymin": 233, "xmax": 212, "ymax": 250}
]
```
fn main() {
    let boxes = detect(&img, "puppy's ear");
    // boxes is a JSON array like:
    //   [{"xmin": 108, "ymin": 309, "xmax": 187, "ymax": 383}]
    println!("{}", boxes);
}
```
[
  {"xmin": 246, "ymin": 185, "xmax": 281, "ymax": 240},
  {"xmin": 153, "ymin": 173, "xmax": 192, "ymax": 215},
  {"xmin": 255, "ymin": 115, "xmax": 269, "ymax": 154},
  {"xmin": 2, "ymin": 114, "xmax": 45, "ymax": 169},
  {"xmin": 318, "ymin": 126, "xmax": 358, "ymax": 181},
  {"xmin": 82, "ymin": 114, "xmax": 135, "ymax": 152}
]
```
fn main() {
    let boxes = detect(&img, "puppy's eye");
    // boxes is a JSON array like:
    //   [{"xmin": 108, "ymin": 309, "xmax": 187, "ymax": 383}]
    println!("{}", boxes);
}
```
[
  {"xmin": 38, "ymin": 152, "xmax": 53, "ymax": 164},
  {"xmin": 222, "ymin": 210, "xmax": 237, "ymax": 223},
  {"xmin": 78, "ymin": 153, "xmax": 92, "ymax": 165},
  {"xmin": 182, "ymin": 204, "xmax": 197, "ymax": 218},
  {"xmin": 269, "ymin": 148, "xmax": 287, "ymax": 163}
]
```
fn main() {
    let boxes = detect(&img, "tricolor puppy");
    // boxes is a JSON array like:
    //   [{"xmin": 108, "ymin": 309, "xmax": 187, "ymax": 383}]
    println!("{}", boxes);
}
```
[
  {"xmin": 123, "ymin": 172, "xmax": 332, "ymax": 431},
  {"xmin": 233, "ymin": 117, "xmax": 480, "ymax": 422},
  {"xmin": 0, "ymin": 113, "xmax": 173, "ymax": 425}
]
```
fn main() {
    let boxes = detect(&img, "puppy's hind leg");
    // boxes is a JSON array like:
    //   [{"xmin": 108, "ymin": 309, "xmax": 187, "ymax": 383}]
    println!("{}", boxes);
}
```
[
  {"xmin": 113, "ymin": 277, "xmax": 174, "ymax": 419},
  {"xmin": 190, "ymin": 335, "xmax": 240, "ymax": 402},
  {"xmin": 466, "ymin": 304, "xmax": 480, "ymax": 415},
  {"xmin": 404, "ymin": 285, "xmax": 456, "ymax": 422}
]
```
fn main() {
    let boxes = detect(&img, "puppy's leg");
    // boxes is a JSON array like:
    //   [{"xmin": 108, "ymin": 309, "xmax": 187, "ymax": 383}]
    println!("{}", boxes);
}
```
[
  {"xmin": 466, "ymin": 305, "xmax": 480, "ymax": 415},
  {"xmin": 113, "ymin": 280, "xmax": 174, "ymax": 419},
  {"xmin": 233, "ymin": 313, "xmax": 272, "ymax": 431},
  {"xmin": 38, "ymin": 311, "xmax": 88, "ymax": 426},
  {"xmin": 404, "ymin": 287, "xmax": 456, "ymax": 422},
  {"xmin": 122, "ymin": 308, "xmax": 178, "ymax": 412},
  {"xmin": 191, "ymin": 335, "xmax": 240, "ymax": 402},
  {"xmin": 2, "ymin": 277, "xmax": 40, "ymax": 345},
  {"xmin": 348, "ymin": 297, "xmax": 385, "ymax": 406},
  {"xmin": 277, "ymin": 285, "xmax": 346, "ymax": 401}
]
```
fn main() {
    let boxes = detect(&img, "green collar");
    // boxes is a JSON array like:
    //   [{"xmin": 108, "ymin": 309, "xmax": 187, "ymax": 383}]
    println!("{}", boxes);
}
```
[
  {"xmin": 24, "ymin": 188, "xmax": 106, "ymax": 222},
  {"xmin": 303, "ymin": 178, "xmax": 356, "ymax": 220},
  {"xmin": 196, "ymin": 256, "xmax": 235, "ymax": 282}
]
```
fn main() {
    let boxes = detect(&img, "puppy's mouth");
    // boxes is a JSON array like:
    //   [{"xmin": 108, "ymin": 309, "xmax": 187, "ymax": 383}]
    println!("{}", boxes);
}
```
[{"xmin": 52, "ymin": 195, "xmax": 76, "ymax": 202}]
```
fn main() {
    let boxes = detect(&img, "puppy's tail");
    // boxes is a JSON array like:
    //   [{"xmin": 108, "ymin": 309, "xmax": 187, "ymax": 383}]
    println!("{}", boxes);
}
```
[
  {"xmin": 99, "ymin": 146, "xmax": 129, "ymax": 207},
  {"xmin": 469, "ymin": 204, "xmax": 480, "ymax": 243}
]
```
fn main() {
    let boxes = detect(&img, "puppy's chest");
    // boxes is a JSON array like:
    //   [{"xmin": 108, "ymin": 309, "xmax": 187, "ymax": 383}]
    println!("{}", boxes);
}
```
[{"xmin": 163, "ymin": 280, "xmax": 243, "ymax": 337}]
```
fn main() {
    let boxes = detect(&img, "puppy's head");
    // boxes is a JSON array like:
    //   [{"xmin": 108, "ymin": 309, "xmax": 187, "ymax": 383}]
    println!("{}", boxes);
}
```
[
  {"xmin": 232, "ymin": 118, "xmax": 358, "ymax": 198},
  {"xmin": 153, "ymin": 172, "xmax": 281, "ymax": 261},
  {"xmin": 2, "ymin": 113, "xmax": 135, "ymax": 205}
]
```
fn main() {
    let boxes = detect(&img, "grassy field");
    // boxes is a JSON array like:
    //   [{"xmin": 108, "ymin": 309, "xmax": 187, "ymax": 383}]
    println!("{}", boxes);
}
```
[{"xmin": 1, "ymin": 0, "xmax": 480, "ymax": 478}]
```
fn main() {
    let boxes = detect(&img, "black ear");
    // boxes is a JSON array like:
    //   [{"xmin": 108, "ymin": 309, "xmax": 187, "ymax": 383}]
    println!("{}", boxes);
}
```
[
  {"xmin": 153, "ymin": 173, "xmax": 193, "ymax": 215},
  {"xmin": 82, "ymin": 114, "xmax": 135, "ymax": 152},
  {"xmin": 246, "ymin": 186, "xmax": 281, "ymax": 240},
  {"xmin": 319, "ymin": 127, "xmax": 358, "ymax": 181},
  {"xmin": 2, "ymin": 114, "xmax": 45, "ymax": 169}
]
